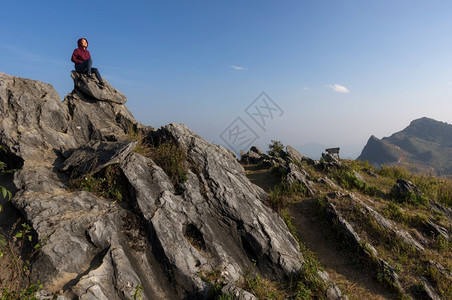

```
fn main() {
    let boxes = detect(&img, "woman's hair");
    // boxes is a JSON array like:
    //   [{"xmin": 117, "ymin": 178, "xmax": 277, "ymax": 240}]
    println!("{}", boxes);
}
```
[{"xmin": 77, "ymin": 38, "xmax": 88, "ymax": 48}]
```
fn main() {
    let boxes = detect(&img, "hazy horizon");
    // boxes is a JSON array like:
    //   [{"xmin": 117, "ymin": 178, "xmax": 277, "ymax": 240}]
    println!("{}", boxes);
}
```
[{"xmin": 1, "ymin": 1, "xmax": 452, "ymax": 159}]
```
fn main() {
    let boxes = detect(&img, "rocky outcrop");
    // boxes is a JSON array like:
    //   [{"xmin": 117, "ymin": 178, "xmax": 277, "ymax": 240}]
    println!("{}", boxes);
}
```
[
  {"xmin": 240, "ymin": 144, "xmax": 319, "ymax": 195},
  {"xmin": 71, "ymin": 71, "xmax": 127, "ymax": 104},
  {"xmin": 0, "ymin": 72, "xmax": 303, "ymax": 299},
  {"xmin": 390, "ymin": 178, "xmax": 423, "ymax": 200},
  {"xmin": 286, "ymin": 163, "xmax": 316, "ymax": 196},
  {"xmin": 286, "ymin": 145, "xmax": 314, "ymax": 165},
  {"xmin": 324, "ymin": 193, "xmax": 403, "ymax": 293}
]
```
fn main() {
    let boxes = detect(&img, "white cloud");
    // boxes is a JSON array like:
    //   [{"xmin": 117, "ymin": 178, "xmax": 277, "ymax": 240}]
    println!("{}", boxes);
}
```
[
  {"xmin": 229, "ymin": 65, "xmax": 248, "ymax": 71},
  {"xmin": 302, "ymin": 86, "xmax": 310, "ymax": 91},
  {"xmin": 328, "ymin": 84, "xmax": 350, "ymax": 93}
]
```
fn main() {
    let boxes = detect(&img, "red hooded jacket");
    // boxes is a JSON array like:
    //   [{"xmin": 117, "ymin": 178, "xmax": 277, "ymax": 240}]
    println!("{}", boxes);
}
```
[{"xmin": 71, "ymin": 38, "xmax": 91, "ymax": 64}]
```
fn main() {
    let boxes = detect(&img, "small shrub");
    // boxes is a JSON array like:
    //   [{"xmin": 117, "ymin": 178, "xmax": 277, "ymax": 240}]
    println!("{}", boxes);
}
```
[
  {"xmin": 0, "ymin": 145, "xmax": 12, "ymax": 212},
  {"xmin": 132, "ymin": 285, "xmax": 143, "ymax": 300},
  {"xmin": 393, "ymin": 189, "xmax": 429, "ymax": 207},
  {"xmin": 0, "ymin": 221, "xmax": 45, "ymax": 299},
  {"xmin": 198, "ymin": 269, "xmax": 232, "ymax": 299},
  {"xmin": 1, "ymin": 282, "xmax": 43, "ymax": 300},
  {"xmin": 267, "ymin": 140, "xmax": 284, "ymax": 158},
  {"xmin": 69, "ymin": 164, "xmax": 126, "ymax": 202},
  {"xmin": 383, "ymin": 202, "xmax": 406, "ymax": 224},
  {"xmin": 328, "ymin": 168, "xmax": 378, "ymax": 196},
  {"xmin": 289, "ymin": 255, "xmax": 326, "ymax": 298},
  {"xmin": 434, "ymin": 235, "xmax": 451, "ymax": 252},
  {"xmin": 294, "ymin": 281, "xmax": 312, "ymax": 299},
  {"xmin": 267, "ymin": 180, "xmax": 307, "ymax": 213},
  {"xmin": 379, "ymin": 165, "xmax": 412, "ymax": 181},
  {"xmin": 148, "ymin": 140, "xmax": 188, "ymax": 184},
  {"xmin": 240, "ymin": 272, "xmax": 286, "ymax": 300},
  {"xmin": 281, "ymin": 209, "xmax": 300, "ymax": 244}
]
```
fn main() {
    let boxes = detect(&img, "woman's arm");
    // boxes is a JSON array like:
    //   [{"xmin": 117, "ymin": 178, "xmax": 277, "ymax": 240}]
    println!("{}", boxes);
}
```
[{"xmin": 71, "ymin": 49, "xmax": 83, "ymax": 64}]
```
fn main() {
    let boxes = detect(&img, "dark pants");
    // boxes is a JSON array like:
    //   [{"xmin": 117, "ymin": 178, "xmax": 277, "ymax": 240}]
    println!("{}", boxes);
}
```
[{"xmin": 75, "ymin": 58, "xmax": 103, "ymax": 84}]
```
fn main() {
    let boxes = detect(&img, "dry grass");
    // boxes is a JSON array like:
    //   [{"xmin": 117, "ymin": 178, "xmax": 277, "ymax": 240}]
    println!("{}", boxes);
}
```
[
  {"xmin": 129, "ymin": 129, "xmax": 189, "ymax": 185},
  {"xmin": 324, "ymin": 161, "xmax": 452, "ymax": 298},
  {"xmin": 243, "ymin": 164, "xmax": 281, "ymax": 192},
  {"xmin": 378, "ymin": 164, "xmax": 452, "ymax": 207}
]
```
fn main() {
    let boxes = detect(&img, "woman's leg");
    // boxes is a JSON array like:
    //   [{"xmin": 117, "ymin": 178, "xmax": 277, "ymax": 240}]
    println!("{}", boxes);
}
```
[
  {"xmin": 91, "ymin": 67, "xmax": 104, "ymax": 85},
  {"xmin": 75, "ymin": 58, "xmax": 93, "ymax": 75}
]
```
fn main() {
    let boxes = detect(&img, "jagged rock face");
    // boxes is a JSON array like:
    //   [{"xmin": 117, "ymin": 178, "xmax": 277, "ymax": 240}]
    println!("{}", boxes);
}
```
[
  {"xmin": 357, "ymin": 135, "xmax": 403, "ymax": 167},
  {"xmin": 0, "ymin": 72, "xmax": 302, "ymax": 299},
  {"xmin": 0, "ymin": 72, "xmax": 76, "ymax": 162},
  {"xmin": 0, "ymin": 72, "xmax": 138, "ymax": 164}
]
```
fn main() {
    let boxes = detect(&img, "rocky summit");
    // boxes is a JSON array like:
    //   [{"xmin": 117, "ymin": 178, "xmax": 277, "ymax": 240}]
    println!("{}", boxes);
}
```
[{"xmin": 0, "ymin": 72, "xmax": 305, "ymax": 299}]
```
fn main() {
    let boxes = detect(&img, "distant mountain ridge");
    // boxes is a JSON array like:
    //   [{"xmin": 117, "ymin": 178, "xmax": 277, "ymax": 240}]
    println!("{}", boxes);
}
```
[{"xmin": 358, "ymin": 117, "xmax": 452, "ymax": 175}]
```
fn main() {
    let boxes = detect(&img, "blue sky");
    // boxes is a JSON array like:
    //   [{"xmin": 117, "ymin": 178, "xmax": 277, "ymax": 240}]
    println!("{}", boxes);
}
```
[{"xmin": 1, "ymin": 1, "xmax": 452, "ymax": 158}]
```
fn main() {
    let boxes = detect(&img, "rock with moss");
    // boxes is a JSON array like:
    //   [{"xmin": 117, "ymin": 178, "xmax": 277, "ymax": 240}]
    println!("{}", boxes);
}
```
[{"xmin": 391, "ymin": 178, "xmax": 423, "ymax": 199}]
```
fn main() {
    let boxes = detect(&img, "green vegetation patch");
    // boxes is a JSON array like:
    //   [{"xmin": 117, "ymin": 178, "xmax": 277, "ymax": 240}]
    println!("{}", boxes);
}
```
[
  {"xmin": 267, "ymin": 179, "xmax": 307, "ymax": 213},
  {"xmin": 379, "ymin": 164, "xmax": 452, "ymax": 207},
  {"xmin": 267, "ymin": 140, "xmax": 284, "ymax": 158},
  {"xmin": 198, "ymin": 269, "xmax": 233, "ymax": 299},
  {"xmin": 127, "ymin": 126, "xmax": 189, "ymax": 185},
  {"xmin": 147, "ymin": 140, "xmax": 188, "ymax": 185},
  {"xmin": 69, "ymin": 164, "xmax": 127, "ymax": 202},
  {"xmin": 0, "ymin": 221, "xmax": 46, "ymax": 299},
  {"xmin": 1, "ymin": 282, "xmax": 43, "ymax": 300},
  {"xmin": 326, "ymin": 161, "xmax": 379, "ymax": 196}
]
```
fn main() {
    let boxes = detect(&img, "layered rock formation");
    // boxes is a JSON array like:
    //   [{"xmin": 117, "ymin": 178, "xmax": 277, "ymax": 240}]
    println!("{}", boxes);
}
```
[{"xmin": 0, "ymin": 72, "xmax": 303, "ymax": 299}]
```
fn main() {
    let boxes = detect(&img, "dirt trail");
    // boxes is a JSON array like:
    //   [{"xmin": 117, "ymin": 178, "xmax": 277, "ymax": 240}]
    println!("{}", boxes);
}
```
[
  {"xmin": 289, "ymin": 199, "xmax": 396, "ymax": 300},
  {"xmin": 243, "ymin": 165, "xmax": 396, "ymax": 299}
]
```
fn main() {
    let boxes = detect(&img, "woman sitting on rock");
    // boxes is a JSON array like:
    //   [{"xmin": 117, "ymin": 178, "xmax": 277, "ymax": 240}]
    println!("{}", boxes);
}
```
[{"xmin": 71, "ymin": 38, "xmax": 104, "ymax": 86}]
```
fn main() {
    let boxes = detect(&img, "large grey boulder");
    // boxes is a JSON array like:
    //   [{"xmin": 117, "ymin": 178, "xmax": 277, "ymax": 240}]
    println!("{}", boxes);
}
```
[
  {"xmin": 286, "ymin": 145, "xmax": 314, "ymax": 165},
  {"xmin": 63, "ymin": 90, "xmax": 139, "ymax": 144},
  {"xmin": 0, "ymin": 72, "xmax": 78, "ymax": 162},
  {"xmin": 286, "ymin": 162, "xmax": 316, "ymax": 196},
  {"xmin": 71, "ymin": 71, "xmax": 127, "ymax": 104},
  {"xmin": 120, "ymin": 124, "xmax": 303, "ymax": 294}
]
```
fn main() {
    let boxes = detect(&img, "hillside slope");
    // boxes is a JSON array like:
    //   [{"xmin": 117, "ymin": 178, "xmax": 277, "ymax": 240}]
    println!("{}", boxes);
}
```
[
  {"xmin": 0, "ymin": 72, "xmax": 347, "ymax": 299},
  {"xmin": 358, "ymin": 117, "xmax": 452, "ymax": 175},
  {"xmin": 241, "ymin": 145, "xmax": 452, "ymax": 299}
]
